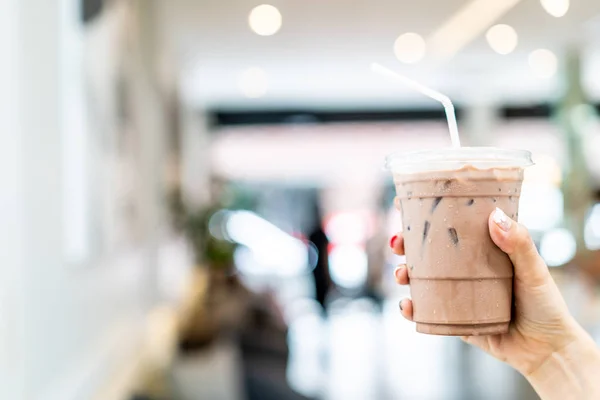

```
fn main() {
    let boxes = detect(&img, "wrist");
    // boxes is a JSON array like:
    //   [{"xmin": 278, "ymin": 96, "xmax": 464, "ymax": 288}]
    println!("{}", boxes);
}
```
[{"xmin": 526, "ymin": 325, "xmax": 600, "ymax": 400}]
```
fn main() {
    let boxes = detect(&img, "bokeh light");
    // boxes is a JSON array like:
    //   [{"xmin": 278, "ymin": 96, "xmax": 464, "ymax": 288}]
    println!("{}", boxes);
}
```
[
  {"xmin": 227, "ymin": 211, "xmax": 308, "ymax": 276},
  {"xmin": 518, "ymin": 185, "xmax": 563, "ymax": 231},
  {"xmin": 393, "ymin": 33, "xmax": 426, "ymax": 64},
  {"xmin": 523, "ymin": 154, "xmax": 562, "ymax": 186},
  {"xmin": 584, "ymin": 204, "xmax": 600, "ymax": 251},
  {"xmin": 329, "ymin": 245, "xmax": 368, "ymax": 289},
  {"xmin": 248, "ymin": 4, "xmax": 282, "ymax": 36},
  {"xmin": 540, "ymin": 228, "xmax": 576, "ymax": 267},
  {"xmin": 485, "ymin": 24, "xmax": 518, "ymax": 55},
  {"xmin": 540, "ymin": 0, "xmax": 570, "ymax": 18},
  {"xmin": 325, "ymin": 211, "xmax": 370, "ymax": 245},
  {"xmin": 528, "ymin": 49, "xmax": 558, "ymax": 79}
]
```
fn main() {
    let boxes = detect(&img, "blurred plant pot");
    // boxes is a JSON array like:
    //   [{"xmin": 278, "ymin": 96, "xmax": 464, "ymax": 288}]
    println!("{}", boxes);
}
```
[
  {"xmin": 177, "ymin": 268, "xmax": 218, "ymax": 352},
  {"xmin": 205, "ymin": 265, "xmax": 252, "ymax": 332},
  {"xmin": 177, "ymin": 264, "xmax": 246, "ymax": 352}
]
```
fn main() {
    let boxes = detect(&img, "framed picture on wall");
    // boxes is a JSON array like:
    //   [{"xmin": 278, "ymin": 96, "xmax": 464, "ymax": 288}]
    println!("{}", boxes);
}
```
[{"xmin": 64, "ymin": 0, "xmax": 143, "ymax": 263}]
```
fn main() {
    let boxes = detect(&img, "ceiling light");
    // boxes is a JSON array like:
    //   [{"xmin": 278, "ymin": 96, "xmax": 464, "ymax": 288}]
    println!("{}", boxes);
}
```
[
  {"xmin": 393, "ymin": 33, "xmax": 426, "ymax": 64},
  {"xmin": 239, "ymin": 67, "xmax": 268, "ymax": 98},
  {"xmin": 485, "ymin": 24, "xmax": 518, "ymax": 55},
  {"xmin": 540, "ymin": 0, "xmax": 569, "ymax": 18},
  {"xmin": 428, "ymin": 0, "xmax": 522, "ymax": 60},
  {"xmin": 528, "ymin": 49, "xmax": 558, "ymax": 78},
  {"xmin": 248, "ymin": 4, "xmax": 282, "ymax": 36}
]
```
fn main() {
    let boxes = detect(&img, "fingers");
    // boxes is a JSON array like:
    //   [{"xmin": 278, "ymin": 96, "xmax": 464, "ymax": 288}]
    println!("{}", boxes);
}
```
[
  {"xmin": 399, "ymin": 298, "xmax": 414, "ymax": 321},
  {"xmin": 394, "ymin": 265, "xmax": 410, "ymax": 285},
  {"xmin": 488, "ymin": 208, "xmax": 550, "ymax": 287},
  {"xmin": 389, "ymin": 233, "xmax": 405, "ymax": 255},
  {"xmin": 391, "ymin": 234, "xmax": 411, "ymax": 321},
  {"xmin": 391, "ymin": 235, "xmax": 409, "ymax": 285}
]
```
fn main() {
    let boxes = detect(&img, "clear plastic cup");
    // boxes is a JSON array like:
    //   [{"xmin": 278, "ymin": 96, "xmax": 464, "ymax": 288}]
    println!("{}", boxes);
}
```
[{"xmin": 386, "ymin": 147, "xmax": 533, "ymax": 336}]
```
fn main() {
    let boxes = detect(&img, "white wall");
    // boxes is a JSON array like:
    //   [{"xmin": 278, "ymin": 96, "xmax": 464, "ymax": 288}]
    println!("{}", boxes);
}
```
[
  {"xmin": 0, "ymin": 0, "xmax": 25, "ymax": 397},
  {"xmin": 0, "ymin": 1, "xmax": 174, "ymax": 399}
]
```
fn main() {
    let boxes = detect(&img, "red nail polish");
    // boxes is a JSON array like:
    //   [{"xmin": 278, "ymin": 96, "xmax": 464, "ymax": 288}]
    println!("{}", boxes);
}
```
[{"xmin": 389, "ymin": 235, "xmax": 398, "ymax": 248}]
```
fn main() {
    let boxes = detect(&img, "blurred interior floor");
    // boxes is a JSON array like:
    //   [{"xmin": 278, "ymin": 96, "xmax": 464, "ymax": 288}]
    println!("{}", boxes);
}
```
[
  {"xmin": 169, "ymin": 276, "xmax": 600, "ymax": 400},
  {"xmin": 286, "ymin": 297, "xmax": 538, "ymax": 400}
]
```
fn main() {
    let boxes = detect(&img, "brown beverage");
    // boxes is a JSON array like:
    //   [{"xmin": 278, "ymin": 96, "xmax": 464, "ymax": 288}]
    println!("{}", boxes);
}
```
[{"xmin": 388, "ymin": 148, "xmax": 531, "ymax": 336}]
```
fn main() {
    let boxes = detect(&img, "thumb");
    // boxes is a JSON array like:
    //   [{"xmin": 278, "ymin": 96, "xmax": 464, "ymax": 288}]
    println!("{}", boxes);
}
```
[{"xmin": 489, "ymin": 207, "xmax": 549, "ymax": 287}]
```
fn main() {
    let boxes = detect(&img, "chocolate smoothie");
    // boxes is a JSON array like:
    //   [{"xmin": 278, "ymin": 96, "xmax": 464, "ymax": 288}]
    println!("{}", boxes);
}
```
[{"xmin": 387, "ymin": 148, "xmax": 531, "ymax": 336}]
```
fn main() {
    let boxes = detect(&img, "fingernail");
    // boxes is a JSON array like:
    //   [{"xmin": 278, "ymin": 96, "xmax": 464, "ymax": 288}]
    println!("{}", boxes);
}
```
[
  {"xmin": 389, "ymin": 235, "xmax": 398, "ymax": 248},
  {"xmin": 399, "ymin": 300, "xmax": 404, "ymax": 311},
  {"xmin": 493, "ymin": 207, "xmax": 512, "ymax": 232},
  {"xmin": 394, "ymin": 265, "xmax": 405, "ymax": 279}
]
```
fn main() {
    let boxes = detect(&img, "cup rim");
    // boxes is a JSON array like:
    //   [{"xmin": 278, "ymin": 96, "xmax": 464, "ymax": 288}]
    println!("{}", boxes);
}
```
[{"xmin": 385, "ymin": 147, "xmax": 534, "ymax": 172}]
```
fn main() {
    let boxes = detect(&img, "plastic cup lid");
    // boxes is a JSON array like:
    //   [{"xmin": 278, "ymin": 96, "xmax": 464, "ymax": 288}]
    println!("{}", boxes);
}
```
[{"xmin": 385, "ymin": 147, "xmax": 533, "ymax": 174}]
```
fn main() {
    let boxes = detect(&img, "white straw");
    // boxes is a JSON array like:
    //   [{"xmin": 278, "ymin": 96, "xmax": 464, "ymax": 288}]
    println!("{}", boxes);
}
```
[{"xmin": 370, "ymin": 62, "xmax": 461, "ymax": 148}]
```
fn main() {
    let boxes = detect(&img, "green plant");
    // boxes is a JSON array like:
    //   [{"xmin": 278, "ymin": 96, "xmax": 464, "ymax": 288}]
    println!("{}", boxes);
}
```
[{"xmin": 168, "ymin": 188, "xmax": 236, "ymax": 269}]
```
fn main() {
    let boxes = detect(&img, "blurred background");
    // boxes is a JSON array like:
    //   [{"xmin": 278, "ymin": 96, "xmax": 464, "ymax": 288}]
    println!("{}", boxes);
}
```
[{"xmin": 2, "ymin": 0, "xmax": 600, "ymax": 399}]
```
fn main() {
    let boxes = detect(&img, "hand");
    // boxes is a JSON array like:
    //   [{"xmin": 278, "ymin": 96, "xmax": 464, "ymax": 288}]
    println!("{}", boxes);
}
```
[{"xmin": 390, "ymin": 207, "xmax": 600, "ymax": 398}]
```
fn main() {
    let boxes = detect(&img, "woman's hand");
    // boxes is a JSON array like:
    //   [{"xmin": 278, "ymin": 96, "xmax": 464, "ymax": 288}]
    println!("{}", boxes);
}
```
[{"xmin": 391, "ymin": 207, "xmax": 600, "ymax": 399}]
